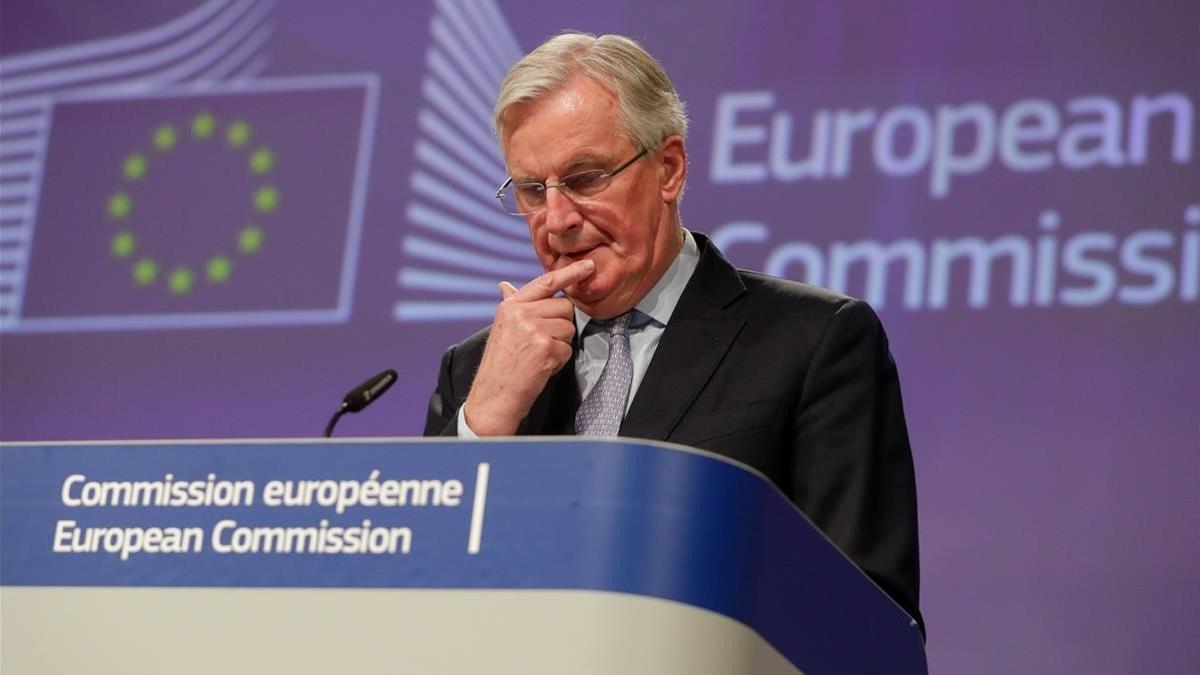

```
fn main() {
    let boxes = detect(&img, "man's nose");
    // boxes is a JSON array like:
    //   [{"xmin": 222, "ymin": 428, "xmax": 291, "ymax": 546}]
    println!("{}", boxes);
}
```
[{"xmin": 542, "ymin": 186, "xmax": 582, "ymax": 234}]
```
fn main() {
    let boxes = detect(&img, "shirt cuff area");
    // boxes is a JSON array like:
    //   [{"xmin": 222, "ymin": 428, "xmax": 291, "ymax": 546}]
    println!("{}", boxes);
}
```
[{"xmin": 455, "ymin": 405, "xmax": 479, "ymax": 439}]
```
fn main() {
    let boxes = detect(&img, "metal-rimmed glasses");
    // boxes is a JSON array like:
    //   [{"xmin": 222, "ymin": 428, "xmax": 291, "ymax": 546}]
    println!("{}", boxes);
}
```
[{"xmin": 495, "ymin": 148, "xmax": 648, "ymax": 216}]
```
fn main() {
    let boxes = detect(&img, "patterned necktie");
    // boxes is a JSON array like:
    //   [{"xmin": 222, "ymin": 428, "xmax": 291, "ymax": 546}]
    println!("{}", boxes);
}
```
[{"xmin": 575, "ymin": 311, "xmax": 634, "ymax": 437}]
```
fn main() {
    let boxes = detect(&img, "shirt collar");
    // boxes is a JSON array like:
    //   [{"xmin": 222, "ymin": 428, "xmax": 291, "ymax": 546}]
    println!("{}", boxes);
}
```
[{"xmin": 574, "ymin": 228, "xmax": 701, "ymax": 336}]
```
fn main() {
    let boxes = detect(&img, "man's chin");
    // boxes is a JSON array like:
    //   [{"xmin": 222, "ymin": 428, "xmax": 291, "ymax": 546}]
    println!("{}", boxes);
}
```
[
  {"xmin": 564, "ymin": 284, "xmax": 601, "ymax": 305},
  {"xmin": 566, "ymin": 287, "xmax": 634, "ymax": 320},
  {"xmin": 563, "ymin": 281, "xmax": 608, "ymax": 310}
]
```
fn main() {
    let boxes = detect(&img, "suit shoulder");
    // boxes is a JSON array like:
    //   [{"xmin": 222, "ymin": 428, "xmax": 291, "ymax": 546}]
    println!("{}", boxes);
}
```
[
  {"xmin": 736, "ymin": 268, "xmax": 862, "ymax": 317},
  {"xmin": 735, "ymin": 270, "xmax": 891, "ymax": 353},
  {"xmin": 448, "ymin": 324, "xmax": 492, "ymax": 359}
]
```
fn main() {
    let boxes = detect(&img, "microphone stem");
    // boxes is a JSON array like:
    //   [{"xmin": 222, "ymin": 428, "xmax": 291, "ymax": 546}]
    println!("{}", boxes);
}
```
[{"xmin": 323, "ymin": 406, "xmax": 348, "ymax": 438}]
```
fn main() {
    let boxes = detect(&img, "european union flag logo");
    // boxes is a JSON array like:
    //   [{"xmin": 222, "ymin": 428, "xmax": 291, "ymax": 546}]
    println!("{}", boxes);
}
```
[{"xmin": 12, "ymin": 76, "xmax": 377, "ymax": 331}]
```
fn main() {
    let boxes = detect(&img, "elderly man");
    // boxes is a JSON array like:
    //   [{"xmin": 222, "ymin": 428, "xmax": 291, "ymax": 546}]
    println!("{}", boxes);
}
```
[{"xmin": 424, "ymin": 32, "xmax": 922, "ymax": 630}]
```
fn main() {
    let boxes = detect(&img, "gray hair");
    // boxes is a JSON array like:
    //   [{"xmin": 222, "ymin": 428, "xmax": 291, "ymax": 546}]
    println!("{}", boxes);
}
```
[{"xmin": 493, "ymin": 32, "xmax": 689, "ymax": 153}]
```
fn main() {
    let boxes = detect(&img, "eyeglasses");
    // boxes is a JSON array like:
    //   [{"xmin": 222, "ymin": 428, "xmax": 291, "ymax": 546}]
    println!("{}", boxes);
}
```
[{"xmin": 495, "ymin": 149, "xmax": 648, "ymax": 216}]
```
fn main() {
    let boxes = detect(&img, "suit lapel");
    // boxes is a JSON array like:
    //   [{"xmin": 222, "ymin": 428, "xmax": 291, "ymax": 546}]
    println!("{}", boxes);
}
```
[{"xmin": 620, "ymin": 234, "xmax": 747, "ymax": 440}]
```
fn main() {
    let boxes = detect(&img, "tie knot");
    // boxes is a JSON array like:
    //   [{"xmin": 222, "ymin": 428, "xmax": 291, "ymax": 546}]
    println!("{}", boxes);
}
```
[{"xmin": 604, "ymin": 311, "xmax": 633, "ymax": 337}]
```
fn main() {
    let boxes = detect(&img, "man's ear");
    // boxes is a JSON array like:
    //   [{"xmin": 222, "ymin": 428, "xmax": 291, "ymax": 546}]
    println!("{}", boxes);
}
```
[{"xmin": 658, "ymin": 134, "xmax": 687, "ymax": 203}]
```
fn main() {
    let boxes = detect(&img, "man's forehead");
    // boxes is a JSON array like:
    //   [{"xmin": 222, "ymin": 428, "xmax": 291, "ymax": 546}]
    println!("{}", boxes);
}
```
[
  {"xmin": 540, "ymin": 82, "xmax": 590, "ymax": 116},
  {"xmin": 501, "ymin": 76, "xmax": 630, "ymax": 176},
  {"xmin": 501, "ymin": 74, "xmax": 618, "ymax": 131}
]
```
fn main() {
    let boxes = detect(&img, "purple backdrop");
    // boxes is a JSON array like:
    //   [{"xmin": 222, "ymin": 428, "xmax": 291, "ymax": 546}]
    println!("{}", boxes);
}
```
[{"xmin": 2, "ymin": 1, "xmax": 1197, "ymax": 672}]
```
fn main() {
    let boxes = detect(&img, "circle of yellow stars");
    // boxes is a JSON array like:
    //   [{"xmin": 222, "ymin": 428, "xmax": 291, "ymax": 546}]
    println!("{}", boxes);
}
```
[{"xmin": 107, "ymin": 110, "xmax": 279, "ymax": 295}]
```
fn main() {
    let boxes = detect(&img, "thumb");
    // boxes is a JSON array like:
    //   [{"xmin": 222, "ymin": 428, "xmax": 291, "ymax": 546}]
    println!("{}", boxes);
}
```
[{"xmin": 498, "ymin": 281, "xmax": 519, "ymax": 299}]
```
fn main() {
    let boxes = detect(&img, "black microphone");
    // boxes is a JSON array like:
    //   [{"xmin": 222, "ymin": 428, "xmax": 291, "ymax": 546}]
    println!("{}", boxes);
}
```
[{"xmin": 324, "ymin": 369, "xmax": 398, "ymax": 437}]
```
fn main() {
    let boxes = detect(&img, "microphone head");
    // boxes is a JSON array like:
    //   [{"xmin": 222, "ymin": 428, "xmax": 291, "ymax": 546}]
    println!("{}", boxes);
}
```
[{"xmin": 342, "ymin": 369, "xmax": 398, "ymax": 413}]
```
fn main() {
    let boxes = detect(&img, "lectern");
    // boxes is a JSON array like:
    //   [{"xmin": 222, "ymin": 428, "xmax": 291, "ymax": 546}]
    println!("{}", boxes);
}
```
[{"xmin": 1, "ymin": 438, "xmax": 926, "ymax": 674}]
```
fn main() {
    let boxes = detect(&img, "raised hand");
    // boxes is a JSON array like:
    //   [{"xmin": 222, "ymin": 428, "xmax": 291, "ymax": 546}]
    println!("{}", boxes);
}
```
[{"xmin": 462, "ymin": 259, "xmax": 596, "ymax": 436}]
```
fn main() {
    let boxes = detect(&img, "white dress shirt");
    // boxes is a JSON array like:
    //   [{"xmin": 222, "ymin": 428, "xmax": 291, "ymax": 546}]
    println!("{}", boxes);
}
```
[{"xmin": 459, "ymin": 229, "xmax": 701, "ymax": 436}]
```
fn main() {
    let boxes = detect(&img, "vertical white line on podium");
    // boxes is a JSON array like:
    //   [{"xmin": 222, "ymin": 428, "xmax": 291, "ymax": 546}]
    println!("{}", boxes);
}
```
[{"xmin": 467, "ymin": 462, "xmax": 490, "ymax": 554}]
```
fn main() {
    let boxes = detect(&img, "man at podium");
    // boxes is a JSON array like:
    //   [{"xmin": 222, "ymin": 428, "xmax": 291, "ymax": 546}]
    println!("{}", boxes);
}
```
[{"xmin": 424, "ymin": 31, "xmax": 922, "ymax": 632}]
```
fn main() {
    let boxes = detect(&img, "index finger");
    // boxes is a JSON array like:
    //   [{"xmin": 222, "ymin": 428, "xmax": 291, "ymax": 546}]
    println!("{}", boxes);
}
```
[{"xmin": 515, "ymin": 259, "xmax": 595, "ymax": 301}]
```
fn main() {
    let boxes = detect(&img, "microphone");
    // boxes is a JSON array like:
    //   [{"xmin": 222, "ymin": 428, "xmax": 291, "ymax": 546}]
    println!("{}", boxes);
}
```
[{"xmin": 324, "ymin": 369, "xmax": 398, "ymax": 437}]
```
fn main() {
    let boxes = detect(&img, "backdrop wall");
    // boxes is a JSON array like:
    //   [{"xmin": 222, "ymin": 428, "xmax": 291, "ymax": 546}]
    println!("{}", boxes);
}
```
[{"xmin": 2, "ymin": 1, "xmax": 1197, "ymax": 672}]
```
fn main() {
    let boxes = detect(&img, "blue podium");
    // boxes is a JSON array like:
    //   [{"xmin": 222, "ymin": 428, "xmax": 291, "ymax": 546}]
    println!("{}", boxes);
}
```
[{"xmin": 1, "ymin": 438, "xmax": 926, "ymax": 674}]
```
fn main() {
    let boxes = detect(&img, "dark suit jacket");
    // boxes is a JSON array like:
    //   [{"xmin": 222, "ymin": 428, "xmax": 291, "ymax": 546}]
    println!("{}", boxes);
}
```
[{"xmin": 424, "ymin": 232, "xmax": 922, "ymax": 631}]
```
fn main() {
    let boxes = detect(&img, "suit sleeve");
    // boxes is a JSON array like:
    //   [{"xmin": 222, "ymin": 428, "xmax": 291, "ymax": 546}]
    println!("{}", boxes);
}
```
[
  {"xmin": 423, "ymin": 344, "xmax": 463, "ymax": 437},
  {"xmin": 791, "ymin": 299, "xmax": 923, "ymax": 634}
]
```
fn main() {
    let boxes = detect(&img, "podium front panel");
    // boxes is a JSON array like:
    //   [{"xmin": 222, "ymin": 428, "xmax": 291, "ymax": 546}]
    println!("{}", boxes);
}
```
[{"xmin": 1, "ymin": 438, "xmax": 926, "ymax": 674}]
